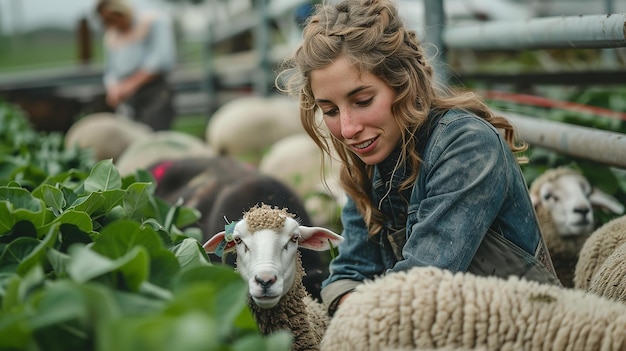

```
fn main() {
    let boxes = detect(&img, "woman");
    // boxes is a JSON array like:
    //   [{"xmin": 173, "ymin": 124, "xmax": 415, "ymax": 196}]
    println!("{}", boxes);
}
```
[
  {"xmin": 96, "ymin": 0, "xmax": 176, "ymax": 131},
  {"xmin": 277, "ymin": 0, "xmax": 561, "ymax": 316}
]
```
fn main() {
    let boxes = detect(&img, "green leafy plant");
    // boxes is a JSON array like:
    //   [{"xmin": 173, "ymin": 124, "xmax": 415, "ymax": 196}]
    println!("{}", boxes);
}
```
[
  {"xmin": 0, "ymin": 100, "xmax": 95, "ymax": 188},
  {"xmin": 0, "ymin": 99, "xmax": 293, "ymax": 350}
]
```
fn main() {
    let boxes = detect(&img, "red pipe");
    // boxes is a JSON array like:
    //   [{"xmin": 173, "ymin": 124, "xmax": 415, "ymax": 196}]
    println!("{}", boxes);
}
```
[{"xmin": 479, "ymin": 90, "xmax": 626, "ymax": 122}]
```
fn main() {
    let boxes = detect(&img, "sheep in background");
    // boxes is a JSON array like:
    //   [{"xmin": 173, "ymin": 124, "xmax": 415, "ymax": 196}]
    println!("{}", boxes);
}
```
[
  {"xmin": 205, "ymin": 95, "xmax": 304, "ymax": 165},
  {"xmin": 321, "ymin": 266, "xmax": 626, "ymax": 351},
  {"xmin": 258, "ymin": 133, "xmax": 346, "ymax": 229},
  {"xmin": 64, "ymin": 112, "xmax": 152, "ymax": 162},
  {"xmin": 115, "ymin": 130, "xmax": 215, "ymax": 176},
  {"xmin": 528, "ymin": 166, "xmax": 624, "ymax": 287},
  {"xmin": 148, "ymin": 156, "xmax": 332, "ymax": 301},
  {"xmin": 203, "ymin": 204, "xmax": 344, "ymax": 351},
  {"xmin": 574, "ymin": 214, "xmax": 626, "ymax": 299}
]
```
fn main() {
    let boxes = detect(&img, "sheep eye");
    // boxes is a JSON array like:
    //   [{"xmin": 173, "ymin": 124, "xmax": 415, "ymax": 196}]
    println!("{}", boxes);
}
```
[
  {"xmin": 283, "ymin": 236, "xmax": 299, "ymax": 250},
  {"xmin": 233, "ymin": 237, "xmax": 249, "ymax": 252},
  {"xmin": 543, "ymin": 193, "xmax": 558, "ymax": 202}
]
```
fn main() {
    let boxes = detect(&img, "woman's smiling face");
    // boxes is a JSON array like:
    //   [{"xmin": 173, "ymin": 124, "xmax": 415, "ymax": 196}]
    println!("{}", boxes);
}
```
[{"xmin": 310, "ymin": 56, "xmax": 402, "ymax": 165}]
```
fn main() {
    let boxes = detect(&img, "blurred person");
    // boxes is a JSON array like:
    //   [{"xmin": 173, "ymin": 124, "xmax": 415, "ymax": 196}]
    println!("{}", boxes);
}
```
[{"xmin": 95, "ymin": 0, "xmax": 176, "ymax": 131}]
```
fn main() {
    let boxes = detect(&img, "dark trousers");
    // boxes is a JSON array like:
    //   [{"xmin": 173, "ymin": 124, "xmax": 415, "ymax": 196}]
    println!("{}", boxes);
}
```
[{"xmin": 124, "ymin": 75, "xmax": 175, "ymax": 131}]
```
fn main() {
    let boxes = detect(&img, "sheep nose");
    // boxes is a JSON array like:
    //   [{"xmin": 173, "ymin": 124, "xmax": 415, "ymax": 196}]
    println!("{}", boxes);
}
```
[
  {"xmin": 255, "ymin": 275, "xmax": 277, "ymax": 288},
  {"xmin": 573, "ymin": 207, "xmax": 590, "ymax": 216}
]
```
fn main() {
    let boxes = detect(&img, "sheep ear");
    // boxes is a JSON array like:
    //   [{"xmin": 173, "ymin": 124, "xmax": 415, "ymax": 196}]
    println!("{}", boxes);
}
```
[
  {"xmin": 530, "ymin": 192, "xmax": 541, "ymax": 209},
  {"xmin": 202, "ymin": 232, "xmax": 236, "ymax": 255},
  {"xmin": 297, "ymin": 226, "xmax": 344, "ymax": 251},
  {"xmin": 589, "ymin": 187, "xmax": 625, "ymax": 215}
]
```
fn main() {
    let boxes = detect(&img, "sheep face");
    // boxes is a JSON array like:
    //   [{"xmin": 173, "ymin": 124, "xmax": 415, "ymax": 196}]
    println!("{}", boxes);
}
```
[
  {"xmin": 533, "ymin": 172, "xmax": 624, "ymax": 237},
  {"xmin": 536, "ymin": 173, "xmax": 595, "ymax": 236},
  {"xmin": 203, "ymin": 205, "xmax": 344, "ymax": 309},
  {"xmin": 237, "ymin": 217, "xmax": 302, "ymax": 308}
]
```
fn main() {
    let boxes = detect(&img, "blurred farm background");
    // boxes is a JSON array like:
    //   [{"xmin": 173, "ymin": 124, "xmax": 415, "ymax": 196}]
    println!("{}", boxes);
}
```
[
  {"xmin": 1, "ymin": 0, "xmax": 626, "ymax": 214},
  {"xmin": 1, "ymin": 1, "xmax": 626, "ymax": 350}
]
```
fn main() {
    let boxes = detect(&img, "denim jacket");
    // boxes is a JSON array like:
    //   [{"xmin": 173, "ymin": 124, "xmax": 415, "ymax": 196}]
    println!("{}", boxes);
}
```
[{"xmin": 321, "ymin": 109, "xmax": 559, "ymax": 314}]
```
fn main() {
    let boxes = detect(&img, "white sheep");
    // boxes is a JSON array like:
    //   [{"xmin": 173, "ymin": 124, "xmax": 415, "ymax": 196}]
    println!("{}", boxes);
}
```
[
  {"xmin": 258, "ymin": 133, "xmax": 346, "ymax": 229},
  {"xmin": 321, "ymin": 266, "xmax": 626, "ymax": 351},
  {"xmin": 205, "ymin": 95, "xmax": 304, "ymax": 165},
  {"xmin": 203, "ymin": 204, "xmax": 344, "ymax": 351},
  {"xmin": 574, "ymin": 214, "xmax": 626, "ymax": 295},
  {"xmin": 115, "ymin": 130, "xmax": 215, "ymax": 176},
  {"xmin": 528, "ymin": 166, "xmax": 624, "ymax": 287},
  {"xmin": 64, "ymin": 112, "xmax": 153, "ymax": 162}
]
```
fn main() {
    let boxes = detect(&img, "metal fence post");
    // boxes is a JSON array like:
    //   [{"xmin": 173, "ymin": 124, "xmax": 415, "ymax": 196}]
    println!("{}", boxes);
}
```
[{"xmin": 423, "ymin": 0, "xmax": 449, "ymax": 85}]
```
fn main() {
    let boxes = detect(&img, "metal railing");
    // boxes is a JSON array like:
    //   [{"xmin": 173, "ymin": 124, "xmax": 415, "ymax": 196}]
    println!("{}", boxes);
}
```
[{"xmin": 422, "ymin": 0, "xmax": 626, "ymax": 168}]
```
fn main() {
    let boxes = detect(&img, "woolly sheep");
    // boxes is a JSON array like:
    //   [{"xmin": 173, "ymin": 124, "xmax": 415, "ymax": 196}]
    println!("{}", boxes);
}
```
[
  {"xmin": 321, "ymin": 266, "xmax": 626, "ymax": 351},
  {"xmin": 574, "ymin": 214, "xmax": 626, "ymax": 293},
  {"xmin": 205, "ymin": 95, "xmax": 304, "ymax": 164},
  {"xmin": 529, "ymin": 167, "xmax": 624, "ymax": 287},
  {"xmin": 258, "ymin": 133, "xmax": 346, "ymax": 229},
  {"xmin": 203, "ymin": 204, "xmax": 344, "ymax": 351},
  {"xmin": 64, "ymin": 112, "xmax": 153, "ymax": 162},
  {"xmin": 587, "ymin": 241, "xmax": 626, "ymax": 303},
  {"xmin": 115, "ymin": 130, "xmax": 215, "ymax": 176},
  {"xmin": 149, "ymin": 156, "xmax": 332, "ymax": 301}
]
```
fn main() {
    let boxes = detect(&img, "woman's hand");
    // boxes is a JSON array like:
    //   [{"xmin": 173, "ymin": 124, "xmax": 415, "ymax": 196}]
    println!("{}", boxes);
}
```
[
  {"xmin": 106, "ymin": 84, "xmax": 123, "ymax": 107},
  {"xmin": 338, "ymin": 292, "xmax": 352, "ymax": 308}
]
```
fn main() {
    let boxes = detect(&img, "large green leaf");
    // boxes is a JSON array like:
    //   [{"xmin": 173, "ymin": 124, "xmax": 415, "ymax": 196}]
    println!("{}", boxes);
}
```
[
  {"xmin": 0, "ymin": 220, "xmax": 37, "ymax": 244},
  {"xmin": 92, "ymin": 220, "xmax": 164, "ymax": 259},
  {"xmin": 171, "ymin": 265, "xmax": 257, "ymax": 334},
  {"xmin": 123, "ymin": 182, "xmax": 152, "ymax": 220},
  {"xmin": 0, "ymin": 272, "xmax": 21, "ymax": 310},
  {"xmin": 99, "ymin": 313, "xmax": 220, "ymax": 351},
  {"xmin": 175, "ymin": 207, "xmax": 202, "ymax": 229},
  {"xmin": 70, "ymin": 191, "xmax": 106, "ymax": 216},
  {"xmin": 148, "ymin": 248, "xmax": 181, "ymax": 289},
  {"xmin": 0, "ymin": 186, "xmax": 43, "ymax": 212},
  {"xmin": 232, "ymin": 332, "xmax": 293, "ymax": 351},
  {"xmin": 28, "ymin": 281, "xmax": 120, "ymax": 351},
  {"xmin": 17, "ymin": 225, "xmax": 60, "ymax": 275},
  {"xmin": 170, "ymin": 238, "xmax": 212, "ymax": 269},
  {"xmin": 31, "ymin": 184, "xmax": 66, "ymax": 213},
  {"xmin": 40, "ymin": 209, "xmax": 93, "ymax": 238},
  {"xmin": 0, "ymin": 308, "xmax": 31, "ymax": 350},
  {"xmin": 83, "ymin": 159, "xmax": 122, "ymax": 193},
  {"xmin": 66, "ymin": 245, "xmax": 150, "ymax": 291},
  {"xmin": 0, "ymin": 201, "xmax": 54, "ymax": 236},
  {"xmin": 0, "ymin": 237, "xmax": 41, "ymax": 274}
]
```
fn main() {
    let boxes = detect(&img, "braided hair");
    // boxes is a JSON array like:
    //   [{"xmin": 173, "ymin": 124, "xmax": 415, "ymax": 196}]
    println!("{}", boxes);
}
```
[{"xmin": 277, "ymin": 0, "xmax": 527, "ymax": 236}]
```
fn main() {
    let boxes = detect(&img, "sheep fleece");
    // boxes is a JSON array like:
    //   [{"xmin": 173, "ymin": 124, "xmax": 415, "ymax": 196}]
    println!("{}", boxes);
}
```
[
  {"xmin": 320, "ymin": 267, "xmax": 626, "ymax": 351},
  {"xmin": 574, "ymin": 215, "xmax": 626, "ymax": 290},
  {"xmin": 588, "ymin": 242, "xmax": 626, "ymax": 303}
]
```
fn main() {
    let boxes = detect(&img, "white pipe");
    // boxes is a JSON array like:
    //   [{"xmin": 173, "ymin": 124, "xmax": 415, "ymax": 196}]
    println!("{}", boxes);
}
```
[
  {"xmin": 445, "ymin": 13, "xmax": 626, "ymax": 50},
  {"xmin": 502, "ymin": 112, "xmax": 626, "ymax": 168}
]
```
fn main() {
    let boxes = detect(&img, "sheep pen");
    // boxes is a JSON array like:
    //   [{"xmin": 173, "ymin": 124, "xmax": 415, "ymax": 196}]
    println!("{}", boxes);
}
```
[
  {"xmin": 528, "ymin": 167, "xmax": 624, "ymax": 287},
  {"xmin": 321, "ymin": 266, "xmax": 626, "ymax": 351},
  {"xmin": 203, "ymin": 204, "xmax": 344, "ymax": 351}
]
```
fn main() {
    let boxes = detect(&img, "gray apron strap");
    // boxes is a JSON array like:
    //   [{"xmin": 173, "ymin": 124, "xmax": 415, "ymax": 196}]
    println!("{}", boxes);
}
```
[
  {"xmin": 467, "ymin": 228, "xmax": 562, "ymax": 286},
  {"xmin": 386, "ymin": 227, "xmax": 561, "ymax": 286}
]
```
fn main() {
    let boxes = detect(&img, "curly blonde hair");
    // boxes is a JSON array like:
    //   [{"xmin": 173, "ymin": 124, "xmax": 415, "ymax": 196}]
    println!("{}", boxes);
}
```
[{"xmin": 277, "ymin": 0, "xmax": 527, "ymax": 236}]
